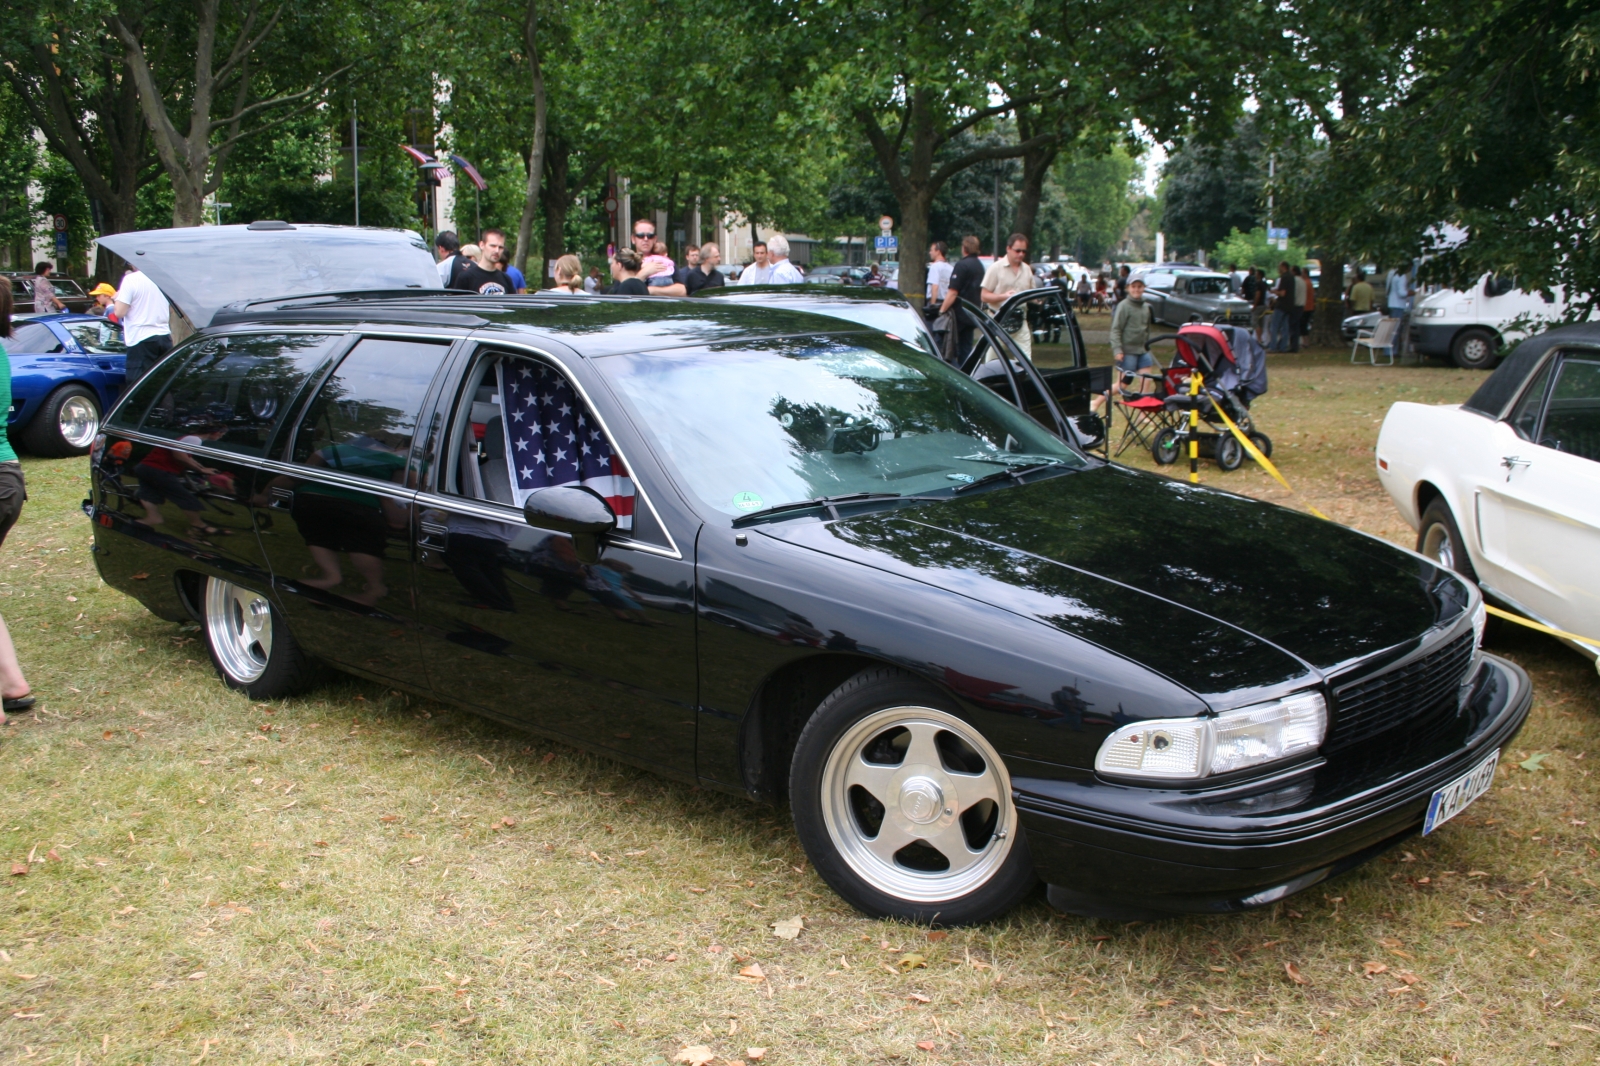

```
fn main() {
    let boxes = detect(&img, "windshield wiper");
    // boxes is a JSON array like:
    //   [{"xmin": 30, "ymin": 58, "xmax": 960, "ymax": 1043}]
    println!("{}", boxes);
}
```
[
  {"xmin": 951, "ymin": 460, "xmax": 1066, "ymax": 494},
  {"xmin": 732, "ymin": 491, "xmax": 937, "ymax": 526}
]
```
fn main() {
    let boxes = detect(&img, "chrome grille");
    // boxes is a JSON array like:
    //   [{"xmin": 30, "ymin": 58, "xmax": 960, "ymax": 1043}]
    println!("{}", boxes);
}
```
[{"xmin": 1326, "ymin": 631, "xmax": 1475, "ymax": 751}]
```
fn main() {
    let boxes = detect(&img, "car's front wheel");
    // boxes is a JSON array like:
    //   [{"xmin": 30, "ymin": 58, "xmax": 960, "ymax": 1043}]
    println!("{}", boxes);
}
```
[
  {"xmin": 201, "ymin": 577, "xmax": 318, "ymax": 699},
  {"xmin": 1418, "ymin": 498, "xmax": 1477, "ymax": 582},
  {"xmin": 1450, "ymin": 328, "xmax": 1499, "ymax": 370},
  {"xmin": 21, "ymin": 385, "xmax": 100, "ymax": 457},
  {"xmin": 790, "ymin": 668, "xmax": 1036, "ymax": 924}
]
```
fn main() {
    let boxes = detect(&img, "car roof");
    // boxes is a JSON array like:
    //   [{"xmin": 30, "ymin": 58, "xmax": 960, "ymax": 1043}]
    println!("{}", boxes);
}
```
[
  {"xmin": 207, "ymin": 292, "xmax": 885, "ymax": 358},
  {"xmin": 1463, "ymin": 320, "xmax": 1600, "ymax": 418},
  {"xmin": 696, "ymin": 285, "xmax": 912, "ymax": 306}
]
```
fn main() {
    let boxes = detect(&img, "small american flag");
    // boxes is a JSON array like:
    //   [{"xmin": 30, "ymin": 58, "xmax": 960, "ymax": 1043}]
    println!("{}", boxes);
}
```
[{"xmin": 498, "ymin": 360, "xmax": 634, "ymax": 530}]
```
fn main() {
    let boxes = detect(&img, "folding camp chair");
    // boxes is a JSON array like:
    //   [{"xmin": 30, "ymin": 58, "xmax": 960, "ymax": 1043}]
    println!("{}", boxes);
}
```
[
  {"xmin": 1351, "ymin": 317, "xmax": 1401, "ymax": 365},
  {"xmin": 1110, "ymin": 369, "xmax": 1172, "ymax": 458}
]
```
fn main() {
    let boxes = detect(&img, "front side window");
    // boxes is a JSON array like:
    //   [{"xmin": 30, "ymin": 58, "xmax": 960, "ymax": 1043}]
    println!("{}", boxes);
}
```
[
  {"xmin": 1540, "ymin": 356, "xmax": 1600, "ymax": 462},
  {"xmin": 140, "ymin": 333, "xmax": 339, "ymax": 455},
  {"xmin": 291, "ymin": 337, "xmax": 448, "ymax": 479},
  {"xmin": 596, "ymin": 335, "xmax": 1084, "ymax": 518},
  {"xmin": 63, "ymin": 319, "xmax": 125, "ymax": 354}
]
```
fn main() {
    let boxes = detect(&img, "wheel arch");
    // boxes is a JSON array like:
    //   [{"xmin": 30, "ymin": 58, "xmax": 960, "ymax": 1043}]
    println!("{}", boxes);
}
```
[
  {"xmin": 10, "ymin": 374, "xmax": 99, "ymax": 427},
  {"xmin": 1414, "ymin": 480, "xmax": 1446, "ymax": 525}
]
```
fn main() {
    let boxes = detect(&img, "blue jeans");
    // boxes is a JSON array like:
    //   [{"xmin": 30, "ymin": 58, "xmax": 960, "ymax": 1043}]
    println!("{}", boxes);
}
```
[{"xmin": 1268, "ymin": 310, "xmax": 1288, "ymax": 351}]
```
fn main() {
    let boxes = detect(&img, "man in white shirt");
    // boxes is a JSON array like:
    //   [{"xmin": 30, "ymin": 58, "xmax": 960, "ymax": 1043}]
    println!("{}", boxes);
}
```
[
  {"xmin": 980, "ymin": 233, "xmax": 1040, "ymax": 354},
  {"xmin": 765, "ymin": 235, "xmax": 805, "ymax": 285},
  {"xmin": 113, "ymin": 267, "xmax": 173, "ymax": 384},
  {"xmin": 739, "ymin": 241, "xmax": 773, "ymax": 285},
  {"xmin": 434, "ymin": 231, "xmax": 460, "ymax": 282},
  {"xmin": 925, "ymin": 241, "xmax": 953, "ymax": 306}
]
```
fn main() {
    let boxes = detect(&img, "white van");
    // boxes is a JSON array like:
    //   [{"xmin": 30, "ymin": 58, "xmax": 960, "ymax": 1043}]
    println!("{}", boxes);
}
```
[{"xmin": 1410, "ymin": 273, "xmax": 1586, "ymax": 369}]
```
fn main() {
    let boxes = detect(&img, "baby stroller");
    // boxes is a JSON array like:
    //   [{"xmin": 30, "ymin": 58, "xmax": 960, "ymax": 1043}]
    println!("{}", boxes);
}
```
[{"xmin": 1144, "ymin": 323, "xmax": 1271, "ymax": 471}]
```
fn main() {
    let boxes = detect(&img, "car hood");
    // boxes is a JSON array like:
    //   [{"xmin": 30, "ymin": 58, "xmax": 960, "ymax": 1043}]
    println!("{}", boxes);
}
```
[
  {"xmin": 99, "ymin": 224, "xmax": 441, "ymax": 328},
  {"xmin": 757, "ymin": 465, "xmax": 1464, "ymax": 701}
]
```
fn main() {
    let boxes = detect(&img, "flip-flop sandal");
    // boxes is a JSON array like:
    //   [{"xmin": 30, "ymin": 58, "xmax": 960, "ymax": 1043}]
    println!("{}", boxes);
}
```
[{"xmin": 3, "ymin": 695, "xmax": 35, "ymax": 713}]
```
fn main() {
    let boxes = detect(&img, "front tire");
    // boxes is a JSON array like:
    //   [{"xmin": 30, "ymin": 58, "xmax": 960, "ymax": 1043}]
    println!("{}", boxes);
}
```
[
  {"xmin": 201, "ymin": 577, "xmax": 319, "ymax": 698},
  {"xmin": 1418, "ymin": 498, "xmax": 1477, "ymax": 582},
  {"xmin": 1450, "ymin": 328, "xmax": 1499, "ymax": 370},
  {"xmin": 21, "ymin": 385, "xmax": 100, "ymax": 457},
  {"xmin": 790, "ymin": 668, "xmax": 1036, "ymax": 925}
]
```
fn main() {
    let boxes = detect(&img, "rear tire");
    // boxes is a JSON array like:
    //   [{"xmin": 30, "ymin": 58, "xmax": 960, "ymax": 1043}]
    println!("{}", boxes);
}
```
[
  {"xmin": 1417, "ymin": 498, "xmax": 1477, "ymax": 582},
  {"xmin": 21, "ymin": 385, "xmax": 100, "ymax": 458},
  {"xmin": 1215, "ymin": 434, "xmax": 1244, "ymax": 471},
  {"xmin": 1450, "ymin": 328, "xmax": 1499, "ymax": 370},
  {"xmin": 790, "ymin": 668, "xmax": 1037, "ymax": 925},
  {"xmin": 1152, "ymin": 427, "xmax": 1181, "ymax": 465},
  {"xmin": 201, "ymin": 576, "xmax": 320, "ymax": 699}
]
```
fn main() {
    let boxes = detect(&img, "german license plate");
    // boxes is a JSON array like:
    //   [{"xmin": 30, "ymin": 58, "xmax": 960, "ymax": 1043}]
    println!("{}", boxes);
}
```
[{"xmin": 1423, "ymin": 750, "xmax": 1499, "ymax": 835}]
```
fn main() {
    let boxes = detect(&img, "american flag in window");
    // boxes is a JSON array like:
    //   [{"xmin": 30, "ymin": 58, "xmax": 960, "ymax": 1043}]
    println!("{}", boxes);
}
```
[{"xmin": 498, "ymin": 359, "xmax": 634, "ymax": 530}]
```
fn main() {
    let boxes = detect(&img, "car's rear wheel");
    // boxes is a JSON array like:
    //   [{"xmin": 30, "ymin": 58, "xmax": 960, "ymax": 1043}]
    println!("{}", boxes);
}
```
[
  {"xmin": 202, "ymin": 576, "xmax": 319, "ymax": 699},
  {"xmin": 1418, "ymin": 498, "xmax": 1477, "ymax": 582},
  {"xmin": 1152, "ymin": 427, "xmax": 1181, "ymax": 465},
  {"xmin": 21, "ymin": 385, "xmax": 100, "ymax": 457},
  {"xmin": 1450, "ymin": 328, "xmax": 1499, "ymax": 370},
  {"xmin": 790, "ymin": 668, "xmax": 1036, "ymax": 924}
]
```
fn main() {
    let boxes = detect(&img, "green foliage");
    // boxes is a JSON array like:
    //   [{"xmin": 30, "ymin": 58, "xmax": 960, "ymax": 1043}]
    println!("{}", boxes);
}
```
[
  {"xmin": 1159, "ymin": 116, "xmax": 1266, "ymax": 256},
  {"xmin": 0, "ymin": 84, "xmax": 37, "ymax": 265},
  {"xmin": 32, "ymin": 152, "xmax": 96, "ymax": 274},
  {"xmin": 1212, "ymin": 227, "xmax": 1308, "ymax": 272},
  {"xmin": 1036, "ymin": 145, "xmax": 1141, "ymax": 265}
]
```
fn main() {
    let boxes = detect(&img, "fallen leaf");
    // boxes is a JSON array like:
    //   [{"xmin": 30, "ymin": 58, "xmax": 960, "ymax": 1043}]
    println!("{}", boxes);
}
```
[
  {"xmin": 187, "ymin": 971, "xmax": 206, "ymax": 980},
  {"xmin": 907, "ymin": 992, "xmax": 931, "ymax": 1003},
  {"xmin": 737, "ymin": 963, "xmax": 766, "ymax": 981},
  {"xmin": 688, "ymin": 886, "xmax": 707, "ymax": 894},
  {"xmin": 130, "ymin": 572, "xmax": 149, "ymax": 580},
  {"xmin": 13, "ymin": 973, "xmax": 37, "ymax": 980},
  {"xmin": 746, "ymin": 1049, "xmax": 766, "ymax": 1062},
  {"xmin": 12, "ymin": 1011, "xmax": 44, "ymax": 1019},
  {"xmin": 407, "ymin": 856, "xmax": 425, "ymax": 865},
  {"xmin": 898, "ymin": 953, "xmax": 927, "ymax": 971},
  {"xmin": 541, "ymin": 751, "xmax": 556, "ymax": 764},
  {"xmin": 9, "ymin": 863, "xmax": 26, "ymax": 876},
  {"xmin": 926, "ymin": 930, "xmax": 948, "ymax": 942},
  {"xmin": 381, "ymin": 815, "xmax": 399, "ymax": 823},
  {"xmin": 102, "ymin": 730, "xmax": 114, "ymax": 740},
  {"xmin": 314, "ymin": 841, "xmax": 328, "ymax": 848},
  {"xmin": 1362, "ymin": 961, "xmax": 1388, "ymax": 976},
  {"xmin": 1519, "ymin": 752, "xmax": 1549, "ymax": 772},
  {"xmin": 1284, "ymin": 961, "xmax": 1307, "ymax": 985},
  {"xmin": 117, "ymin": 905, "xmax": 136, "ymax": 916},
  {"xmin": 663, "ymin": 953, "xmax": 679, "ymax": 962},
  {"xmin": 501, "ymin": 817, "xmax": 516, "ymax": 827},
  {"xmin": 46, "ymin": 849, "xmax": 60, "ymax": 862},
  {"xmin": 917, "ymin": 1040, "xmax": 936, "ymax": 1051},
  {"xmin": 1395, "ymin": 971, "xmax": 1421, "ymax": 985},
  {"xmin": 673, "ymin": 1046, "xmax": 716, "ymax": 1066},
  {"xmin": 772, "ymin": 916, "xmax": 804, "ymax": 940}
]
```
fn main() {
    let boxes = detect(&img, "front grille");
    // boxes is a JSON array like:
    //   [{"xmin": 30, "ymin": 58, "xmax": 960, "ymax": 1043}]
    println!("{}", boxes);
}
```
[{"xmin": 1326, "ymin": 631, "xmax": 1475, "ymax": 751}]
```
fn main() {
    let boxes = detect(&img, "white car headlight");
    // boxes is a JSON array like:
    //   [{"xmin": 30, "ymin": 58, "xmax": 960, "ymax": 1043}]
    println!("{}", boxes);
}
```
[
  {"xmin": 1095, "ymin": 692, "xmax": 1328, "ymax": 781},
  {"xmin": 1416, "ymin": 307, "xmax": 1446, "ymax": 318}
]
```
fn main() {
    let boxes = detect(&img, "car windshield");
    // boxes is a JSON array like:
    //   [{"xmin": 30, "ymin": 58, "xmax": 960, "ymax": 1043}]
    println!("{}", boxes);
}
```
[
  {"xmin": 63, "ymin": 319, "xmax": 124, "ymax": 354},
  {"xmin": 1184, "ymin": 277, "xmax": 1229, "ymax": 295},
  {"xmin": 595, "ymin": 335, "xmax": 1084, "ymax": 518}
]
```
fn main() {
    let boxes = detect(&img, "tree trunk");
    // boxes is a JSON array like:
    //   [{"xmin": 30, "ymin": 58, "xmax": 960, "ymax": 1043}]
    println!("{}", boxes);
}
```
[
  {"xmin": 1313, "ymin": 250, "xmax": 1345, "ymax": 346},
  {"xmin": 512, "ymin": 0, "xmax": 548, "ymax": 275},
  {"xmin": 1011, "ymin": 145, "xmax": 1056, "ymax": 251},
  {"xmin": 539, "ymin": 138, "xmax": 571, "ymax": 289}
]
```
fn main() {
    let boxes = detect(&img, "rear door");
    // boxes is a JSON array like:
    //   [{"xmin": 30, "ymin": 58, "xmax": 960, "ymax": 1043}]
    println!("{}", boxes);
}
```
[
  {"xmin": 254, "ymin": 335, "xmax": 454, "ymax": 687},
  {"xmin": 979, "ymin": 287, "xmax": 1095, "ymax": 416}
]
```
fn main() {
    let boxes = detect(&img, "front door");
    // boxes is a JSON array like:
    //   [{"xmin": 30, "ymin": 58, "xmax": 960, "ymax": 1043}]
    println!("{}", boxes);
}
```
[
  {"xmin": 254, "ymin": 335, "xmax": 453, "ymax": 687},
  {"xmin": 992, "ymin": 287, "xmax": 1094, "ymax": 415},
  {"xmin": 1477, "ymin": 352, "xmax": 1600, "ymax": 637},
  {"xmin": 410, "ymin": 348, "xmax": 699, "ymax": 774}
]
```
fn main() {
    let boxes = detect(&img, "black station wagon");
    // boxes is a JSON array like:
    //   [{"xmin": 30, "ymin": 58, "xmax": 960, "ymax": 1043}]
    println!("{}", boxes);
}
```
[{"xmin": 86, "ymin": 225, "xmax": 1531, "ymax": 923}]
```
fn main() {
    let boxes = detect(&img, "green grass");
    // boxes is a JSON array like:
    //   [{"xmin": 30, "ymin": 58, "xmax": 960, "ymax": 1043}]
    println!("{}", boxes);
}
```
[{"xmin": 2, "ymin": 350, "xmax": 1598, "ymax": 1064}]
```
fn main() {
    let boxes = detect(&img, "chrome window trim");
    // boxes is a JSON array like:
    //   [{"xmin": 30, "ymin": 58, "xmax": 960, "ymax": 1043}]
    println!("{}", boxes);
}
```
[
  {"xmin": 445, "ymin": 337, "xmax": 682, "ymax": 561},
  {"xmin": 106, "ymin": 427, "xmax": 418, "ymax": 501}
]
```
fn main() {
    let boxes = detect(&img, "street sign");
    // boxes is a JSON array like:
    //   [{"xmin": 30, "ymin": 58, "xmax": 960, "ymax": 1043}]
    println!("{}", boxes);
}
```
[
  {"xmin": 54, "ymin": 231, "xmax": 68, "ymax": 256},
  {"xmin": 1267, "ymin": 227, "xmax": 1289, "ymax": 240},
  {"xmin": 879, "ymin": 215, "xmax": 894, "ymax": 234},
  {"xmin": 52, "ymin": 214, "xmax": 68, "ymax": 232},
  {"xmin": 874, "ymin": 235, "xmax": 898, "ymax": 253}
]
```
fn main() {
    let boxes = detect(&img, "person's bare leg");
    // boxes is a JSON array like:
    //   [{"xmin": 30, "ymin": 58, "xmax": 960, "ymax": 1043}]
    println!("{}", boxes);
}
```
[
  {"xmin": 300, "ymin": 546, "xmax": 345, "ymax": 590},
  {"xmin": 0, "ymin": 614, "xmax": 30, "ymax": 701},
  {"xmin": 346, "ymin": 553, "xmax": 388, "ymax": 605},
  {"xmin": 136, "ymin": 499, "xmax": 165, "ymax": 527}
]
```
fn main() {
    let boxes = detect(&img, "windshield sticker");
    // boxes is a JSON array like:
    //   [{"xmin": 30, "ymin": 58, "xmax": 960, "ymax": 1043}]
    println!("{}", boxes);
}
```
[
  {"xmin": 732, "ymin": 491, "xmax": 765, "ymax": 512},
  {"xmin": 947, "ymin": 473, "xmax": 975, "ymax": 483}
]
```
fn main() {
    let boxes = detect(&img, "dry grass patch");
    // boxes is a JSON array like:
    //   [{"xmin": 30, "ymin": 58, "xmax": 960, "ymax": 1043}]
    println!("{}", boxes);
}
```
[{"xmin": 1, "ymin": 351, "xmax": 1597, "ymax": 1064}]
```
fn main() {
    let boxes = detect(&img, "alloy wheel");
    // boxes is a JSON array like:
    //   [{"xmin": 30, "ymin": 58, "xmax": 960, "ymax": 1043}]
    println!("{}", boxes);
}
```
[
  {"xmin": 58, "ymin": 394, "xmax": 99, "ymax": 449},
  {"xmin": 1421, "ymin": 521, "xmax": 1455, "ymax": 571},
  {"xmin": 204, "ymin": 578, "xmax": 274, "ymax": 684},
  {"xmin": 819, "ymin": 706, "xmax": 1016, "ymax": 903}
]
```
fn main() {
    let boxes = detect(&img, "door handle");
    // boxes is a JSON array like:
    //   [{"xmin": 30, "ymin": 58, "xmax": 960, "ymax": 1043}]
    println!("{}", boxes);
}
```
[
  {"xmin": 269, "ymin": 487, "xmax": 294, "ymax": 509},
  {"xmin": 1500, "ymin": 455, "xmax": 1531, "ymax": 480},
  {"xmin": 418, "ymin": 520, "xmax": 449, "ymax": 551}
]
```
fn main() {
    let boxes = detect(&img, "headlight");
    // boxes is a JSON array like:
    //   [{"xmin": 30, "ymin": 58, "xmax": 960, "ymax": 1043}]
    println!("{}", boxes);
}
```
[
  {"xmin": 1095, "ymin": 692, "xmax": 1328, "ymax": 781},
  {"xmin": 1416, "ymin": 307, "xmax": 1446, "ymax": 318},
  {"xmin": 1472, "ymin": 599, "xmax": 1487, "ymax": 648}
]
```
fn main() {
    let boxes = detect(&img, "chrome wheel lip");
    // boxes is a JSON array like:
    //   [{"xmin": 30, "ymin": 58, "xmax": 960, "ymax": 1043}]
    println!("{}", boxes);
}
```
[
  {"xmin": 1421, "ymin": 522, "xmax": 1456, "ymax": 571},
  {"xmin": 819, "ymin": 705, "xmax": 1015, "ymax": 904},
  {"xmin": 58, "ymin": 395, "xmax": 99, "ymax": 449},
  {"xmin": 204, "ymin": 577, "xmax": 273, "ymax": 684}
]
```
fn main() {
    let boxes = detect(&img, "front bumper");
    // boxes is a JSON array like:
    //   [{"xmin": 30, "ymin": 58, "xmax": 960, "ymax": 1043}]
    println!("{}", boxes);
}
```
[
  {"xmin": 1016, "ymin": 653, "xmax": 1531, "ymax": 915},
  {"xmin": 1409, "ymin": 322, "xmax": 1457, "ymax": 357}
]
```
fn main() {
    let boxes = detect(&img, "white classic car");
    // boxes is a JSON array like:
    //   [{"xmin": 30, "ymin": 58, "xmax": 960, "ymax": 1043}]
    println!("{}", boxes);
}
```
[{"xmin": 1376, "ymin": 323, "xmax": 1600, "ymax": 669}]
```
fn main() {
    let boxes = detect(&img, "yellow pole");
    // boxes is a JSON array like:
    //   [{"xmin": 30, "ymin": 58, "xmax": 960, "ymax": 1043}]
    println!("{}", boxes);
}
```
[{"xmin": 1187, "ymin": 369, "xmax": 1202, "ymax": 483}]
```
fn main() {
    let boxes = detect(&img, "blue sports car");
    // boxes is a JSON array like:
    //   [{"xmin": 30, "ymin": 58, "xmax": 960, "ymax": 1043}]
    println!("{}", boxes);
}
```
[{"xmin": 4, "ymin": 313, "xmax": 127, "ymax": 456}]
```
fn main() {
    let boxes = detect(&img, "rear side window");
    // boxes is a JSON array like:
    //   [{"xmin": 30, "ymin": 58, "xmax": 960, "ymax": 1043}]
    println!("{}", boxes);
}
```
[
  {"xmin": 138, "ymin": 333, "xmax": 340, "ymax": 456},
  {"xmin": 1508, "ymin": 358, "xmax": 1555, "ymax": 441},
  {"xmin": 1541, "ymin": 357, "xmax": 1600, "ymax": 462},
  {"xmin": 290, "ymin": 337, "xmax": 449, "ymax": 479},
  {"xmin": 7, "ymin": 323, "xmax": 62, "ymax": 354}
]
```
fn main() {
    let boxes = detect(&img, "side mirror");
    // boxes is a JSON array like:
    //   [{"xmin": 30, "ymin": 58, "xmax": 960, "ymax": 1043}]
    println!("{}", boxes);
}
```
[
  {"xmin": 1071, "ymin": 412, "xmax": 1106, "ymax": 451},
  {"xmin": 524, "ymin": 485, "xmax": 616, "ymax": 564}
]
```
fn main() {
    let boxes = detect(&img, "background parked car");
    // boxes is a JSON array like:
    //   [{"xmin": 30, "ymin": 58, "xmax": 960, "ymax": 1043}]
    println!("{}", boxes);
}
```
[
  {"xmin": 1132, "ymin": 270, "xmax": 1254, "ymax": 328},
  {"xmin": 5, "ymin": 273, "xmax": 94, "ymax": 315},
  {"xmin": 1409, "ymin": 273, "xmax": 1596, "ymax": 369},
  {"xmin": 4, "ymin": 312, "xmax": 127, "ymax": 456},
  {"xmin": 805, "ymin": 264, "xmax": 873, "ymax": 286}
]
